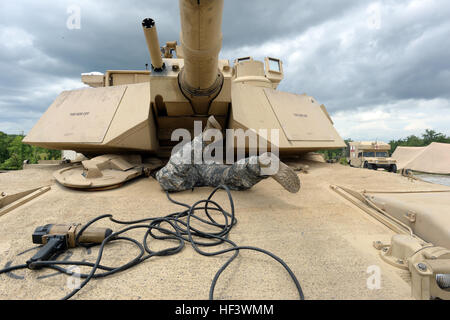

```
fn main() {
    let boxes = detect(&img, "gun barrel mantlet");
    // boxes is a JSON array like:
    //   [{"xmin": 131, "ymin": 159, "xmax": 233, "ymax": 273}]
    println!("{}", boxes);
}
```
[{"xmin": 177, "ymin": 0, "xmax": 225, "ymax": 114}]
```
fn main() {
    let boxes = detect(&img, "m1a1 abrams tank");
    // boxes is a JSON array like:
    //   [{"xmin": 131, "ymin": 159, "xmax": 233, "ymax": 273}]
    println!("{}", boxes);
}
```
[{"xmin": 23, "ymin": 0, "xmax": 345, "ymax": 189}]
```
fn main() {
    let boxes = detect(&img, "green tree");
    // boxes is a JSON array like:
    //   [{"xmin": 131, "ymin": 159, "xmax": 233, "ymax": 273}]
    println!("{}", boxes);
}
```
[
  {"xmin": 318, "ymin": 139, "xmax": 352, "ymax": 162},
  {"xmin": 0, "ymin": 132, "xmax": 62, "ymax": 170},
  {"xmin": 0, "ymin": 131, "xmax": 10, "ymax": 163},
  {"xmin": 1, "ymin": 135, "xmax": 24, "ymax": 169},
  {"xmin": 422, "ymin": 129, "xmax": 448, "ymax": 145},
  {"xmin": 389, "ymin": 129, "xmax": 450, "ymax": 153}
]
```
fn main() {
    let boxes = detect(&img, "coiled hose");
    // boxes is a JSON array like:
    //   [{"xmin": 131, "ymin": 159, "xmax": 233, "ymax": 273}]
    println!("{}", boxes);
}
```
[{"xmin": 0, "ymin": 185, "xmax": 304, "ymax": 300}]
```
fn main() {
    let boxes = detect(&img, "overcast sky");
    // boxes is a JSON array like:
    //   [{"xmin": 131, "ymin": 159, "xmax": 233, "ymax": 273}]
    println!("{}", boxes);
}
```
[{"xmin": 1, "ymin": 0, "xmax": 449, "ymax": 142}]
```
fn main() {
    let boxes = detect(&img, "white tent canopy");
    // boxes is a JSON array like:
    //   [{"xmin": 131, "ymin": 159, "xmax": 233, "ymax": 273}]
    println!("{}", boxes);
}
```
[{"xmin": 392, "ymin": 142, "xmax": 450, "ymax": 174}]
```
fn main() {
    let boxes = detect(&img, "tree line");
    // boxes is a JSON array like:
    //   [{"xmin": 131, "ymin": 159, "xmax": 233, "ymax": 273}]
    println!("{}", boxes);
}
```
[
  {"xmin": 0, "ymin": 131, "xmax": 61, "ymax": 170},
  {"xmin": 1, "ymin": 129, "xmax": 449, "ymax": 170},
  {"xmin": 319, "ymin": 129, "xmax": 450, "ymax": 162},
  {"xmin": 388, "ymin": 129, "xmax": 450, "ymax": 153}
]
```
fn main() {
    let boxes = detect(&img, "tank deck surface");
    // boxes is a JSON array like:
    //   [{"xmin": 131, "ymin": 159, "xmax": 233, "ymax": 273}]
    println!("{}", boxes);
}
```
[{"xmin": 1, "ymin": 161, "xmax": 447, "ymax": 300}]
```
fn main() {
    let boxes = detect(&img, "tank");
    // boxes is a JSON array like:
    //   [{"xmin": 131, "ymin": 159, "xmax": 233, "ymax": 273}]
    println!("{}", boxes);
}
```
[
  {"xmin": 23, "ymin": 0, "xmax": 345, "ymax": 159},
  {"xmin": 2, "ymin": 0, "xmax": 450, "ymax": 302}
]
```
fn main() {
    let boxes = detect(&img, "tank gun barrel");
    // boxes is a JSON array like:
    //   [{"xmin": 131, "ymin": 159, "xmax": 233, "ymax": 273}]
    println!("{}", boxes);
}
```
[
  {"xmin": 178, "ymin": 0, "xmax": 224, "ymax": 114},
  {"xmin": 142, "ymin": 18, "xmax": 165, "ymax": 71}
]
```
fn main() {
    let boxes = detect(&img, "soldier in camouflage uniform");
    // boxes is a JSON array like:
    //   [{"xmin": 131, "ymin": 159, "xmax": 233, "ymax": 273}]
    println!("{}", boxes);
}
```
[{"xmin": 156, "ymin": 116, "xmax": 300, "ymax": 193}]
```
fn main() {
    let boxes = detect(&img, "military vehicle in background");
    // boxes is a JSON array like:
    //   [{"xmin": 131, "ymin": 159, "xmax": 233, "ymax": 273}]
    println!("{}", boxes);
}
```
[{"xmin": 349, "ymin": 141, "xmax": 397, "ymax": 172}]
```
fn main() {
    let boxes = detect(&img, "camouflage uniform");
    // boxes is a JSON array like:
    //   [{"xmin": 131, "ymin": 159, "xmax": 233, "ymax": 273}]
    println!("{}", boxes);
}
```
[{"xmin": 156, "ymin": 134, "xmax": 267, "ymax": 192}]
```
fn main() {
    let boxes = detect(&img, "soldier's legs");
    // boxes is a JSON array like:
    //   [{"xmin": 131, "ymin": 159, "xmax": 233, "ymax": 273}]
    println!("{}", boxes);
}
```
[
  {"xmin": 196, "ymin": 156, "xmax": 267, "ymax": 191},
  {"xmin": 155, "ymin": 161, "xmax": 200, "ymax": 192},
  {"xmin": 156, "ymin": 116, "xmax": 300, "ymax": 193},
  {"xmin": 155, "ymin": 117, "xmax": 215, "ymax": 192},
  {"xmin": 157, "ymin": 151, "xmax": 300, "ymax": 193},
  {"xmin": 196, "ymin": 153, "xmax": 300, "ymax": 193}
]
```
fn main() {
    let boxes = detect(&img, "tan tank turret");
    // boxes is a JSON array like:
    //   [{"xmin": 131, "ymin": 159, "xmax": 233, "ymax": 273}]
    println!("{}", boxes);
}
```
[{"xmin": 22, "ymin": 0, "xmax": 345, "ymax": 188}]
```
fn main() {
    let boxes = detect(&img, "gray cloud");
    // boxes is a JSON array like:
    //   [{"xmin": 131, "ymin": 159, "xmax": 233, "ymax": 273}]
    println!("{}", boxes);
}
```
[
  {"xmin": 0, "ymin": 0, "xmax": 449, "ymax": 140},
  {"xmin": 222, "ymin": 0, "xmax": 362, "ymax": 48}
]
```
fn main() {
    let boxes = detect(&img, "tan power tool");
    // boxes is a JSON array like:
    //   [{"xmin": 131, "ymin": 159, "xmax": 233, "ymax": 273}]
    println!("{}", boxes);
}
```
[{"xmin": 27, "ymin": 224, "xmax": 113, "ymax": 268}]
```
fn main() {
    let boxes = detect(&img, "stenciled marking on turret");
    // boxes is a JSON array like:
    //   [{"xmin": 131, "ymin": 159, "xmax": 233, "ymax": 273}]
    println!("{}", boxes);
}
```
[{"xmin": 70, "ymin": 112, "xmax": 90, "ymax": 117}]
